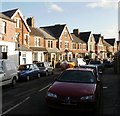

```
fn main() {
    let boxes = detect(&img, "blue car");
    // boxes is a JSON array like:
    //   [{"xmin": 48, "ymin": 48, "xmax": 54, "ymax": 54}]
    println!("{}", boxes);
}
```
[{"xmin": 18, "ymin": 64, "xmax": 41, "ymax": 81}]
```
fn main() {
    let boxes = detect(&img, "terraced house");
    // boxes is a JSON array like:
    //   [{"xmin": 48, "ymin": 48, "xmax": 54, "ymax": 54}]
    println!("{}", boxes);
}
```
[
  {"xmin": 40, "ymin": 24, "xmax": 73, "ymax": 62},
  {"xmin": 2, "ymin": 8, "xmax": 32, "ymax": 65},
  {"xmin": 73, "ymin": 29, "xmax": 96, "ymax": 59},
  {"xmin": 0, "ymin": 8, "xmax": 119, "ymax": 67},
  {"xmin": 71, "ymin": 33, "xmax": 87, "ymax": 58},
  {"xmin": 0, "ymin": 12, "xmax": 17, "ymax": 64},
  {"xmin": 93, "ymin": 34, "xmax": 106, "ymax": 60}
]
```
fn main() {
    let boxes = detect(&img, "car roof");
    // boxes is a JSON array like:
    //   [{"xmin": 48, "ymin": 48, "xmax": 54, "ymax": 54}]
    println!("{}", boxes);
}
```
[
  {"xmin": 19, "ymin": 64, "xmax": 33, "ymax": 66},
  {"xmin": 66, "ymin": 67, "xmax": 94, "ymax": 72},
  {"xmin": 80, "ymin": 64, "xmax": 97, "ymax": 67}
]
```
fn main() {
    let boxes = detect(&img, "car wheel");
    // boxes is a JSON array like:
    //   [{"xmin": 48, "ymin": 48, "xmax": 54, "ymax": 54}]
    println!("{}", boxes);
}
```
[
  {"xmin": 38, "ymin": 73, "xmax": 41, "ymax": 78},
  {"xmin": 45, "ymin": 71, "xmax": 48, "ymax": 76},
  {"xmin": 26, "ymin": 75, "xmax": 30, "ymax": 81},
  {"xmin": 11, "ymin": 78, "xmax": 16, "ymax": 87}
]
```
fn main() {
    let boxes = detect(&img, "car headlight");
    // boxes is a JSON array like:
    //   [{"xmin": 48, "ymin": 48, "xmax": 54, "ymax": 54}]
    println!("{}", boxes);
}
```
[
  {"xmin": 47, "ymin": 92, "xmax": 57, "ymax": 98},
  {"xmin": 80, "ymin": 95, "xmax": 94, "ymax": 101}
]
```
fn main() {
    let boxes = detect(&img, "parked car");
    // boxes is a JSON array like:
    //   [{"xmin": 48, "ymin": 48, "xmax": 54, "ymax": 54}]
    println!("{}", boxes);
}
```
[
  {"xmin": 70, "ymin": 58, "xmax": 86, "ymax": 66},
  {"xmin": 103, "ymin": 60, "xmax": 113, "ymax": 68},
  {"xmin": 36, "ymin": 62, "xmax": 54, "ymax": 76},
  {"xmin": 88, "ymin": 59, "xmax": 104, "ymax": 71},
  {"xmin": 0, "ymin": 59, "xmax": 18, "ymax": 86},
  {"xmin": 80, "ymin": 64, "xmax": 103, "ymax": 80},
  {"xmin": 60, "ymin": 60, "xmax": 76, "ymax": 70},
  {"xmin": 17, "ymin": 64, "xmax": 40, "ymax": 81},
  {"xmin": 46, "ymin": 68, "xmax": 101, "ymax": 114}
]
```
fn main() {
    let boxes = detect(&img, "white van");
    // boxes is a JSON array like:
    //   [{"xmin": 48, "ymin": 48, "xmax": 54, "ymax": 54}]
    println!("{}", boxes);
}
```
[
  {"xmin": 0, "ymin": 59, "xmax": 18, "ymax": 86},
  {"xmin": 70, "ymin": 58, "xmax": 86, "ymax": 66}
]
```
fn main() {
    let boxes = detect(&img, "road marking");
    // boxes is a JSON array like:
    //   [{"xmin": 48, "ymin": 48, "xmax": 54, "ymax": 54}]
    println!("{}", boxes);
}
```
[
  {"xmin": 38, "ymin": 83, "xmax": 52, "ymax": 92},
  {"xmin": 2, "ymin": 97, "xmax": 30, "ymax": 115},
  {"xmin": 103, "ymin": 86, "xmax": 108, "ymax": 89}
]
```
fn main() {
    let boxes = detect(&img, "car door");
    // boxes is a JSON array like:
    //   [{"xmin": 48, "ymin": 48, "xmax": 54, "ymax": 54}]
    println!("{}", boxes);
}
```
[
  {"xmin": 29, "ymin": 64, "xmax": 35, "ymax": 79},
  {"xmin": 33, "ymin": 64, "xmax": 39, "ymax": 77},
  {"xmin": 46, "ymin": 62, "xmax": 53, "ymax": 74}
]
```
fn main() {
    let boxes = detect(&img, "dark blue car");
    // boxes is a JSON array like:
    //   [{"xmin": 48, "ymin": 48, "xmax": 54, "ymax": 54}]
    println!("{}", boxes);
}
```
[{"xmin": 18, "ymin": 64, "xmax": 41, "ymax": 81}]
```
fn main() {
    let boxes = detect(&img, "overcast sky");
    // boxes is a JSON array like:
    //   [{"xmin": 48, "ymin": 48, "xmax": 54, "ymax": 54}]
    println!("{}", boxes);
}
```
[{"xmin": 1, "ymin": 0, "xmax": 119, "ymax": 40}]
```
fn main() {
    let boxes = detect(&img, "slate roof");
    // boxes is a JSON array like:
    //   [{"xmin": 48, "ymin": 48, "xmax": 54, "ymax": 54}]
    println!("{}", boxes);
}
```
[
  {"xmin": 71, "ymin": 33, "xmax": 85, "ymax": 44},
  {"xmin": 0, "ymin": 12, "xmax": 15, "ymax": 22},
  {"xmin": 39, "ymin": 28, "xmax": 56, "ymax": 40},
  {"xmin": 30, "ymin": 27, "xmax": 44, "ymax": 37},
  {"xmin": 79, "ymin": 31, "xmax": 91, "ymax": 43},
  {"xmin": 40, "ymin": 24, "xmax": 66, "ymax": 39},
  {"xmin": 104, "ymin": 38, "xmax": 115, "ymax": 46},
  {"xmin": 20, "ymin": 45, "xmax": 32, "ymax": 51},
  {"xmin": 2, "ymin": 8, "xmax": 31, "ymax": 32},
  {"xmin": 93, "ymin": 34, "xmax": 101, "ymax": 44},
  {"xmin": 2, "ymin": 8, "xmax": 18, "ymax": 18},
  {"xmin": 103, "ymin": 40, "xmax": 111, "ymax": 46}
]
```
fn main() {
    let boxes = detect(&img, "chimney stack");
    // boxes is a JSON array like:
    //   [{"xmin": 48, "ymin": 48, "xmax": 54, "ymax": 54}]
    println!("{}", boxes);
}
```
[
  {"xmin": 26, "ymin": 17, "xmax": 34, "ymax": 27},
  {"xmin": 73, "ymin": 29, "xmax": 79, "ymax": 37}
]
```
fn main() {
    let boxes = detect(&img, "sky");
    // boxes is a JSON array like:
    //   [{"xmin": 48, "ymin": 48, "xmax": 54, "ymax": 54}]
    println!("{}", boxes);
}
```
[{"xmin": 0, "ymin": 0, "xmax": 119, "ymax": 40}]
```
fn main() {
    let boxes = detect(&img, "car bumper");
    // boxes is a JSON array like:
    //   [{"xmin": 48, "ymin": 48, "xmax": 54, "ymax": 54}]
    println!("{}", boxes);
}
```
[
  {"xmin": 46, "ymin": 98, "xmax": 96, "ymax": 112},
  {"xmin": 18, "ymin": 75, "xmax": 27, "ymax": 81}
]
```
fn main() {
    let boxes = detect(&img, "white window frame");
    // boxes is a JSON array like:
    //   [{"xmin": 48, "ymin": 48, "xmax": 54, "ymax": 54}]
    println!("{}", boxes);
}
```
[
  {"xmin": 14, "ymin": 18, "xmax": 20, "ymax": 28},
  {"xmin": 48, "ymin": 40, "xmax": 53, "ymax": 48},
  {"xmin": 72, "ymin": 43, "xmax": 76, "ymax": 49},
  {"xmin": 34, "ymin": 37, "xmax": 40, "ymax": 47},
  {"xmin": 24, "ymin": 34, "xmax": 29, "ymax": 45},
  {"xmin": 65, "ymin": 41, "xmax": 69, "ymax": 49},
  {"xmin": 2, "ymin": 21, "xmax": 6, "ymax": 34}
]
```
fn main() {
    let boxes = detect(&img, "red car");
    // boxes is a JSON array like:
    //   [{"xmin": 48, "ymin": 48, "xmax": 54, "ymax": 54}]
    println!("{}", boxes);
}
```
[{"xmin": 46, "ymin": 68, "xmax": 101, "ymax": 113}]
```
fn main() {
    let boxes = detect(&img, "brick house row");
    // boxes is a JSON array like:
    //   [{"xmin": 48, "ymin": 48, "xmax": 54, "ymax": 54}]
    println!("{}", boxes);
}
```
[{"xmin": 0, "ymin": 8, "xmax": 118, "ymax": 67}]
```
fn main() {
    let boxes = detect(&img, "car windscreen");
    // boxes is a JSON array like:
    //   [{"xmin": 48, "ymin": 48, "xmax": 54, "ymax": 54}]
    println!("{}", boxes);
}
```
[
  {"xmin": 58, "ymin": 70, "xmax": 96, "ymax": 83},
  {"xmin": 36, "ymin": 63, "xmax": 44, "ymax": 67}
]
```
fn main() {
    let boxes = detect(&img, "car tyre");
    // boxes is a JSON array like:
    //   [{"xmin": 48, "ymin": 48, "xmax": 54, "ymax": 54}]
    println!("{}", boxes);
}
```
[
  {"xmin": 45, "ymin": 71, "xmax": 48, "ymax": 76},
  {"xmin": 11, "ymin": 78, "xmax": 16, "ymax": 87}
]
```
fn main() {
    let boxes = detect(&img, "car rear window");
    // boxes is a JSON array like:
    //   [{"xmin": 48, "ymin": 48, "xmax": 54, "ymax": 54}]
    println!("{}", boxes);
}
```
[
  {"xmin": 58, "ymin": 70, "xmax": 96, "ymax": 83},
  {"xmin": 90, "ymin": 60, "xmax": 101, "ymax": 64},
  {"xmin": 18, "ymin": 65, "xmax": 30, "ymax": 70},
  {"xmin": 36, "ymin": 63, "xmax": 44, "ymax": 67}
]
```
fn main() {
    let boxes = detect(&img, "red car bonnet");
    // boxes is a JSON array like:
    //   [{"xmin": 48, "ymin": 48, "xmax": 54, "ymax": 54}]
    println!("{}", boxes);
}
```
[{"xmin": 48, "ymin": 81, "xmax": 96, "ymax": 97}]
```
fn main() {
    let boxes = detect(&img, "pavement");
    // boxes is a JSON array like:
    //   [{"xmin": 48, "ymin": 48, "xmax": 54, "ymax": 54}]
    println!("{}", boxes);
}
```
[{"xmin": 101, "ymin": 67, "xmax": 120, "ymax": 116}]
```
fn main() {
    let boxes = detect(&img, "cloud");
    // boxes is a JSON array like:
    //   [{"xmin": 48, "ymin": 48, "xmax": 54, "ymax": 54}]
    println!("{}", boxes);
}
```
[
  {"xmin": 48, "ymin": 3, "xmax": 63, "ymax": 13},
  {"xmin": 86, "ymin": 0, "xmax": 118, "ymax": 8}
]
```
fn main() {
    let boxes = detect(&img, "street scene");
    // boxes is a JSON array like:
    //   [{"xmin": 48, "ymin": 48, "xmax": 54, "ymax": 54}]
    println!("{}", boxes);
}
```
[
  {"xmin": 0, "ymin": 1, "xmax": 120, "ymax": 116},
  {"xmin": 1, "ymin": 67, "xmax": 120, "ymax": 116}
]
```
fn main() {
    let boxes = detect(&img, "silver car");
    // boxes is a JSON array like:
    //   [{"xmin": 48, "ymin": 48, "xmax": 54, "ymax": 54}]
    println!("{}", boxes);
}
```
[
  {"xmin": 80, "ymin": 64, "xmax": 103, "ymax": 81},
  {"xmin": 36, "ymin": 62, "xmax": 54, "ymax": 76}
]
